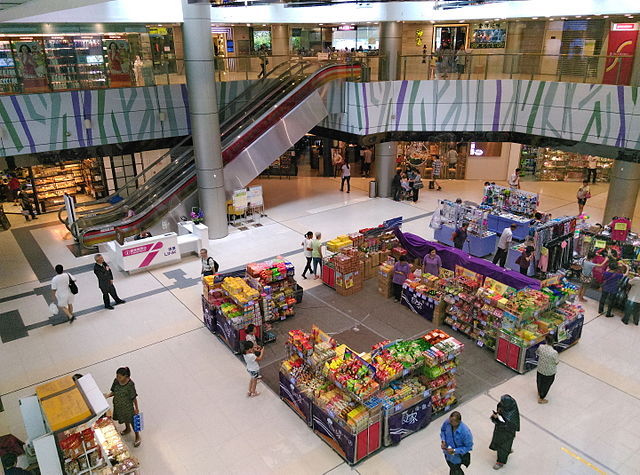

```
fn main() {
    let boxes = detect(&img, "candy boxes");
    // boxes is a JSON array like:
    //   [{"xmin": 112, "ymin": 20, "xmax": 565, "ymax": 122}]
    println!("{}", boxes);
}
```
[
  {"xmin": 288, "ymin": 330, "xmax": 313, "ymax": 356},
  {"xmin": 325, "ymin": 352, "xmax": 380, "ymax": 400},
  {"xmin": 327, "ymin": 235, "xmax": 353, "ymax": 252},
  {"xmin": 221, "ymin": 277, "xmax": 260, "ymax": 303}
]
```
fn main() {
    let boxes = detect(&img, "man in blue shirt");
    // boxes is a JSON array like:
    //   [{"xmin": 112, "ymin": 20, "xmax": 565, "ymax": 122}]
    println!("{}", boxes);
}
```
[
  {"xmin": 440, "ymin": 411, "xmax": 473, "ymax": 474},
  {"xmin": 599, "ymin": 262, "xmax": 624, "ymax": 318}
]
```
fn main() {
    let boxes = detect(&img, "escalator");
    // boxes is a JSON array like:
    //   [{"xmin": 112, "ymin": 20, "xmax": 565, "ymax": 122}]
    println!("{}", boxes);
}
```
[{"xmin": 62, "ymin": 61, "xmax": 362, "ymax": 247}]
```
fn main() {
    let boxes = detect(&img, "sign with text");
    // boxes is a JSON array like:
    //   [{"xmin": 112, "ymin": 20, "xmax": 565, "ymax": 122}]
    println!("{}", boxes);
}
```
[
  {"xmin": 120, "ymin": 233, "xmax": 179, "ymax": 270},
  {"xmin": 603, "ymin": 24, "xmax": 639, "ymax": 85}
]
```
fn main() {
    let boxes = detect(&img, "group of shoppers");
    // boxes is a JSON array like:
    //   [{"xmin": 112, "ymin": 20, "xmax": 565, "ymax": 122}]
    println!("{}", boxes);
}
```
[
  {"xmin": 439, "ymin": 394, "xmax": 522, "ymax": 474},
  {"xmin": 391, "ymin": 166, "xmax": 424, "ymax": 202},
  {"xmin": 301, "ymin": 231, "xmax": 323, "ymax": 279}
]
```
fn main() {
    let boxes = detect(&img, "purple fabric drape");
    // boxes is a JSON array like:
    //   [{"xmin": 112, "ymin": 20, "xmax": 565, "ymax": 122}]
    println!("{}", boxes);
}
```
[{"xmin": 393, "ymin": 228, "xmax": 540, "ymax": 290}]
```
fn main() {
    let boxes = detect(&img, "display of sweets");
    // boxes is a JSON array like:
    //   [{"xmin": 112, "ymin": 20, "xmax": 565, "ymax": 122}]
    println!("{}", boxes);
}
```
[
  {"xmin": 288, "ymin": 329, "xmax": 313, "ymax": 355},
  {"xmin": 247, "ymin": 260, "xmax": 295, "ymax": 283},
  {"xmin": 221, "ymin": 277, "xmax": 260, "ymax": 303},
  {"xmin": 325, "ymin": 350, "xmax": 380, "ymax": 400},
  {"xmin": 310, "ymin": 340, "xmax": 337, "ymax": 368},
  {"xmin": 327, "ymin": 235, "xmax": 354, "ymax": 252},
  {"xmin": 504, "ymin": 288, "xmax": 550, "ymax": 319},
  {"xmin": 371, "ymin": 348, "xmax": 406, "ymax": 384},
  {"xmin": 378, "ymin": 377, "xmax": 427, "ymax": 408},
  {"xmin": 385, "ymin": 338, "xmax": 431, "ymax": 369}
]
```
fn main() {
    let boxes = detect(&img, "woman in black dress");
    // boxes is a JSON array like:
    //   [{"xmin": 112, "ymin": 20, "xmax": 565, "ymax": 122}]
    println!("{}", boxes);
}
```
[{"xmin": 489, "ymin": 394, "xmax": 520, "ymax": 470}]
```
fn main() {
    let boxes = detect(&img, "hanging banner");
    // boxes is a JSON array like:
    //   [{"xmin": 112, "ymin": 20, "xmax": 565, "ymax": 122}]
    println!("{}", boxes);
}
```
[{"xmin": 602, "ymin": 23, "xmax": 639, "ymax": 85}]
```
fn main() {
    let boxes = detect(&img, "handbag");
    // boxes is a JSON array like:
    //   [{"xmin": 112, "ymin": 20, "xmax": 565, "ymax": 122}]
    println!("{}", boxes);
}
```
[
  {"xmin": 413, "ymin": 180, "xmax": 424, "ymax": 189},
  {"xmin": 68, "ymin": 274, "xmax": 78, "ymax": 295}
]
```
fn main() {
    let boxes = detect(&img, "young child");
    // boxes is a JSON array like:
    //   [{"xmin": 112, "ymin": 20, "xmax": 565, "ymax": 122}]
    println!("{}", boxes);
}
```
[
  {"xmin": 245, "ymin": 324, "xmax": 262, "ymax": 352},
  {"xmin": 243, "ymin": 341, "xmax": 264, "ymax": 397},
  {"xmin": 105, "ymin": 367, "xmax": 141, "ymax": 447}
]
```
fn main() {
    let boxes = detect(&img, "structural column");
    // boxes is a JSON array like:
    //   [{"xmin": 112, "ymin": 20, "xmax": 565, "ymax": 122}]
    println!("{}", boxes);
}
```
[
  {"xmin": 375, "ymin": 142, "xmax": 397, "ymax": 197},
  {"xmin": 603, "ymin": 159, "xmax": 640, "ymax": 224},
  {"xmin": 181, "ymin": 0, "xmax": 228, "ymax": 239},
  {"xmin": 271, "ymin": 25, "xmax": 289, "ymax": 67},
  {"xmin": 379, "ymin": 22, "xmax": 402, "ymax": 81}
]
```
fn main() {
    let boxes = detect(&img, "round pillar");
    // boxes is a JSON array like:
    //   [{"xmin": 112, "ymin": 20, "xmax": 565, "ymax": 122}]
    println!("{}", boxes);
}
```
[
  {"xmin": 603, "ymin": 159, "xmax": 640, "ymax": 224},
  {"xmin": 375, "ymin": 142, "xmax": 398, "ymax": 197},
  {"xmin": 182, "ymin": 0, "xmax": 228, "ymax": 239},
  {"xmin": 379, "ymin": 22, "xmax": 402, "ymax": 81},
  {"xmin": 271, "ymin": 25, "xmax": 289, "ymax": 66}
]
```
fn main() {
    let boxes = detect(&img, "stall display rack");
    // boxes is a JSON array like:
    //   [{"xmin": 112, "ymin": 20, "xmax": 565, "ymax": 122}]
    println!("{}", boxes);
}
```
[
  {"xmin": 29, "ymin": 162, "xmax": 84, "ymax": 213},
  {"xmin": 74, "ymin": 38, "xmax": 108, "ymax": 89},
  {"xmin": 81, "ymin": 159, "xmax": 106, "ymax": 199},
  {"xmin": 0, "ymin": 40, "xmax": 19, "ymax": 94},
  {"xmin": 44, "ymin": 38, "xmax": 81, "ymax": 90},
  {"xmin": 482, "ymin": 184, "xmax": 539, "ymax": 218}
]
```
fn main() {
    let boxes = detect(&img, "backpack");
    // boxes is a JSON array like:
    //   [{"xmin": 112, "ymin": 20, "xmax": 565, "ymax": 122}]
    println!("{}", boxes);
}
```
[{"xmin": 207, "ymin": 257, "xmax": 220, "ymax": 273}]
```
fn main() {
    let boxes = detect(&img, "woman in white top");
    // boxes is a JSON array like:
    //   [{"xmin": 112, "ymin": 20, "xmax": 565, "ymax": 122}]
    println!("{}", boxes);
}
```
[
  {"xmin": 301, "ymin": 231, "xmax": 314, "ymax": 279},
  {"xmin": 340, "ymin": 159, "xmax": 351, "ymax": 193},
  {"xmin": 51, "ymin": 264, "xmax": 76, "ymax": 323}
]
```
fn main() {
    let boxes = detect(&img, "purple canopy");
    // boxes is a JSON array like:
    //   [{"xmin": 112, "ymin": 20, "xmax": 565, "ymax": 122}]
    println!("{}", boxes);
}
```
[{"xmin": 394, "ymin": 228, "xmax": 540, "ymax": 290}]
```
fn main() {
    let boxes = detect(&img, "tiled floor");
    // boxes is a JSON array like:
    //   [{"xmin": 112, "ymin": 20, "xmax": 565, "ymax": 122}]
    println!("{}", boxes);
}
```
[{"xmin": 0, "ymin": 176, "xmax": 638, "ymax": 474}]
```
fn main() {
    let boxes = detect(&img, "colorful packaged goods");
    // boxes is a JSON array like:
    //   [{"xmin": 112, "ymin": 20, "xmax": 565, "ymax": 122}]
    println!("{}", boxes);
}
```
[
  {"xmin": 288, "ymin": 329, "xmax": 313, "ymax": 356},
  {"xmin": 327, "ymin": 235, "xmax": 353, "ymax": 252},
  {"xmin": 221, "ymin": 277, "xmax": 260, "ymax": 303},
  {"xmin": 324, "ymin": 350, "xmax": 380, "ymax": 401}
]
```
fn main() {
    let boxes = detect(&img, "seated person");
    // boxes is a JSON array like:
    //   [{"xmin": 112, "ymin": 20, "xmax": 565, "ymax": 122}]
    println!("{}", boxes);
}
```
[{"xmin": 134, "ymin": 231, "xmax": 152, "ymax": 240}]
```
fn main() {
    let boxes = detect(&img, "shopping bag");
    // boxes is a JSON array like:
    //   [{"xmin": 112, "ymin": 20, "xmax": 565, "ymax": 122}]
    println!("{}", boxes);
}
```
[
  {"xmin": 133, "ymin": 412, "xmax": 144, "ymax": 432},
  {"xmin": 49, "ymin": 303, "xmax": 59, "ymax": 316}
]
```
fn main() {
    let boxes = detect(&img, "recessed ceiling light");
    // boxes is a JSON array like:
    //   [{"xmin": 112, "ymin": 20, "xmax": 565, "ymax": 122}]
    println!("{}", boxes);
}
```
[
  {"xmin": 459, "ymin": 20, "xmax": 464, "ymax": 23},
  {"xmin": 549, "ymin": 18, "xmax": 554, "ymax": 21},
  {"xmin": 576, "ymin": 15, "xmax": 582, "ymax": 18},
  {"xmin": 603, "ymin": 16, "xmax": 609, "ymax": 18},
  {"xmin": 532, "ymin": 17, "xmax": 538, "ymax": 20}
]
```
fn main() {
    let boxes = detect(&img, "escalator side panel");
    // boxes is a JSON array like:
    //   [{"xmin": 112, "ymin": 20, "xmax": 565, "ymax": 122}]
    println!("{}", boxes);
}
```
[{"xmin": 223, "ymin": 90, "xmax": 328, "ymax": 190}]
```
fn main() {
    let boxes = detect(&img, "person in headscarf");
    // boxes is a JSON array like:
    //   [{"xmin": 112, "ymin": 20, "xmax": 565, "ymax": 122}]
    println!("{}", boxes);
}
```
[{"xmin": 489, "ymin": 394, "xmax": 520, "ymax": 470}]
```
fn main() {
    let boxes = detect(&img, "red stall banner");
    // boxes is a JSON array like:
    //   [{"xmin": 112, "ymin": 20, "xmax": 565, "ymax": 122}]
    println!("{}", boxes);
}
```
[{"xmin": 603, "ymin": 23, "xmax": 639, "ymax": 85}]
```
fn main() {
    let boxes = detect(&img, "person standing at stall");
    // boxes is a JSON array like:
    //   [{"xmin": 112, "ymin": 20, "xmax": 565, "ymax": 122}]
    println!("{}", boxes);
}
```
[
  {"xmin": 516, "ymin": 246, "xmax": 534, "ymax": 276},
  {"xmin": 600, "ymin": 262, "xmax": 624, "ymax": 318},
  {"xmin": 493, "ymin": 224, "xmax": 516, "ymax": 267},
  {"xmin": 392, "ymin": 255, "xmax": 411, "ymax": 302},
  {"xmin": 489, "ymin": 395, "xmax": 520, "ymax": 470},
  {"xmin": 440, "ymin": 411, "xmax": 473, "ymax": 475},
  {"xmin": 391, "ymin": 169, "xmax": 402, "ymax": 201},
  {"xmin": 577, "ymin": 252, "xmax": 597, "ymax": 302},
  {"xmin": 311, "ymin": 232, "xmax": 323, "ymax": 279},
  {"xmin": 508, "ymin": 168, "xmax": 521, "ymax": 189},
  {"xmin": 446, "ymin": 147, "xmax": 459, "ymax": 179},
  {"xmin": 105, "ymin": 367, "xmax": 141, "ymax": 447},
  {"xmin": 200, "ymin": 249, "xmax": 220, "ymax": 277},
  {"xmin": 8, "ymin": 174, "xmax": 20, "ymax": 203},
  {"xmin": 622, "ymin": 274, "xmax": 640, "ymax": 325},
  {"xmin": 535, "ymin": 335, "xmax": 559, "ymax": 404},
  {"xmin": 423, "ymin": 248, "xmax": 442, "ymax": 276},
  {"xmin": 17, "ymin": 186, "xmax": 36, "ymax": 221},
  {"xmin": 451, "ymin": 223, "xmax": 469, "ymax": 250}
]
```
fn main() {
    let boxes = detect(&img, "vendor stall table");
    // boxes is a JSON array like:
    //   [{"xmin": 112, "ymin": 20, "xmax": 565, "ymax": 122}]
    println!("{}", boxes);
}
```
[
  {"xmin": 487, "ymin": 214, "xmax": 531, "ymax": 241},
  {"xmin": 434, "ymin": 224, "xmax": 497, "ymax": 257},
  {"xmin": 496, "ymin": 314, "xmax": 584, "ymax": 373}
]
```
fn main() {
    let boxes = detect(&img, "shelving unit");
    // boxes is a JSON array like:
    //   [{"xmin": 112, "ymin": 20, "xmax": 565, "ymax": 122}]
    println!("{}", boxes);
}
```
[
  {"xmin": 81, "ymin": 158, "xmax": 106, "ymax": 199},
  {"xmin": 30, "ymin": 162, "xmax": 83, "ymax": 213},
  {"xmin": 73, "ymin": 38, "xmax": 107, "ymax": 89},
  {"xmin": 0, "ymin": 40, "xmax": 19, "ymax": 94},
  {"xmin": 533, "ymin": 147, "xmax": 613, "ymax": 182},
  {"xmin": 44, "ymin": 38, "xmax": 80, "ymax": 90}
]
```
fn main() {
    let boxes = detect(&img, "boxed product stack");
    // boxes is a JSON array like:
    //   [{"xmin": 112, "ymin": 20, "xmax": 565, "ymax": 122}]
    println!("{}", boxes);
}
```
[
  {"xmin": 377, "ymin": 261, "xmax": 394, "ymax": 298},
  {"xmin": 327, "ymin": 235, "xmax": 353, "ymax": 252},
  {"xmin": 221, "ymin": 277, "xmax": 262, "ymax": 329},
  {"xmin": 330, "ymin": 251, "xmax": 364, "ymax": 296},
  {"xmin": 421, "ymin": 330, "xmax": 464, "ymax": 415},
  {"xmin": 400, "ymin": 272, "xmax": 445, "ymax": 324}
]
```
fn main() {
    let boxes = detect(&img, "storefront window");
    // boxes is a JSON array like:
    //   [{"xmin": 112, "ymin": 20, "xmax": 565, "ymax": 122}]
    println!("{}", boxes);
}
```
[
  {"xmin": 148, "ymin": 27, "xmax": 176, "ymax": 74},
  {"xmin": 332, "ymin": 26, "xmax": 379, "ymax": 52},
  {"xmin": 252, "ymin": 29, "xmax": 271, "ymax": 53}
]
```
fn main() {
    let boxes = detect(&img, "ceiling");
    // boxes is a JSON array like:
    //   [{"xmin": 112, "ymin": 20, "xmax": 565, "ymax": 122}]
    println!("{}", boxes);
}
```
[{"xmin": 0, "ymin": 0, "xmax": 31, "ymax": 11}]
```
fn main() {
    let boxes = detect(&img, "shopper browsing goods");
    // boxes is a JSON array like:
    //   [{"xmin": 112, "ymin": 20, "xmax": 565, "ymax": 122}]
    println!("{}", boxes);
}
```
[
  {"xmin": 623, "ymin": 275, "xmax": 640, "ymax": 325},
  {"xmin": 515, "ymin": 246, "xmax": 534, "ymax": 276},
  {"xmin": 431, "ymin": 155, "xmax": 443, "ymax": 190},
  {"xmin": 489, "ymin": 394, "xmax": 520, "ymax": 470},
  {"xmin": 301, "ymin": 231, "xmax": 314, "ymax": 279},
  {"xmin": 577, "ymin": 252, "xmax": 597, "ymax": 302},
  {"xmin": 245, "ymin": 324, "xmax": 260, "ymax": 347},
  {"xmin": 93, "ymin": 254, "xmax": 125, "ymax": 310},
  {"xmin": 105, "ymin": 367, "xmax": 141, "ymax": 447},
  {"xmin": 599, "ymin": 262, "xmax": 625, "ymax": 318},
  {"xmin": 576, "ymin": 180, "xmax": 591, "ymax": 215},
  {"xmin": 451, "ymin": 222, "xmax": 469, "ymax": 250},
  {"xmin": 493, "ymin": 224, "xmax": 516, "ymax": 268},
  {"xmin": 51, "ymin": 264, "xmax": 76, "ymax": 324},
  {"xmin": 535, "ymin": 335, "xmax": 558, "ymax": 404},
  {"xmin": 243, "ymin": 341, "xmax": 265, "ymax": 397},
  {"xmin": 440, "ymin": 411, "xmax": 473, "ymax": 475},
  {"xmin": 311, "ymin": 232, "xmax": 323, "ymax": 279},
  {"xmin": 200, "ymin": 248, "xmax": 219, "ymax": 276}
]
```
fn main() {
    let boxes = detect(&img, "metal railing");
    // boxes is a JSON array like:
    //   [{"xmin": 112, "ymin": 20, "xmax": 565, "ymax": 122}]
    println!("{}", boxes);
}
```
[{"xmin": 399, "ymin": 52, "xmax": 638, "ymax": 86}]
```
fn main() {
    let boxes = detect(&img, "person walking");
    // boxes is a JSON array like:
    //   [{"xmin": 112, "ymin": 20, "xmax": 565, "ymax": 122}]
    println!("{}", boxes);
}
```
[
  {"xmin": 411, "ymin": 170, "xmax": 423, "ymax": 202},
  {"xmin": 51, "ymin": 264, "xmax": 76, "ymax": 323},
  {"xmin": 8, "ymin": 174, "xmax": 20, "ymax": 203},
  {"xmin": 431, "ymin": 155, "xmax": 443, "ymax": 190},
  {"xmin": 536, "ymin": 335, "xmax": 559, "ymax": 404},
  {"xmin": 622, "ymin": 274, "xmax": 640, "ymax": 325},
  {"xmin": 17, "ymin": 186, "xmax": 36, "ymax": 221},
  {"xmin": 311, "ymin": 232, "xmax": 323, "ymax": 279},
  {"xmin": 451, "ymin": 222, "xmax": 469, "ymax": 250},
  {"xmin": 423, "ymin": 248, "xmax": 442, "ymax": 276},
  {"xmin": 489, "ymin": 394, "xmax": 520, "ymax": 470},
  {"xmin": 392, "ymin": 255, "xmax": 411, "ymax": 302},
  {"xmin": 440, "ymin": 411, "xmax": 473, "ymax": 475},
  {"xmin": 508, "ymin": 168, "xmax": 521, "ymax": 189},
  {"xmin": 362, "ymin": 147, "xmax": 373, "ymax": 178},
  {"xmin": 493, "ymin": 224, "xmax": 516, "ymax": 267},
  {"xmin": 105, "ymin": 367, "xmax": 141, "ymax": 447},
  {"xmin": 586, "ymin": 155, "xmax": 598, "ymax": 184},
  {"xmin": 94, "ymin": 254, "xmax": 125, "ymax": 310},
  {"xmin": 340, "ymin": 159, "xmax": 351, "ymax": 193},
  {"xmin": 391, "ymin": 169, "xmax": 402, "ymax": 201},
  {"xmin": 576, "ymin": 180, "xmax": 591, "ymax": 215},
  {"xmin": 599, "ymin": 262, "xmax": 624, "ymax": 317},
  {"xmin": 446, "ymin": 147, "xmax": 458, "ymax": 179},
  {"xmin": 200, "ymin": 249, "xmax": 219, "ymax": 277},
  {"xmin": 301, "ymin": 231, "xmax": 314, "ymax": 279}
]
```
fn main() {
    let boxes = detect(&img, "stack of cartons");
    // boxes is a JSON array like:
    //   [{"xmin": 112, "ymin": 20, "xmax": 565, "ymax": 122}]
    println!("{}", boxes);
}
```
[
  {"xmin": 333, "ymin": 252, "xmax": 364, "ymax": 296},
  {"xmin": 377, "ymin": 262, "xmax": 394, "ymax": 298}
]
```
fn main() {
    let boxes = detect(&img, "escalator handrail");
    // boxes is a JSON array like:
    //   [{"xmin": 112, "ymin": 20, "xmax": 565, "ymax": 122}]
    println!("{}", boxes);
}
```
[{"xmin": 77, "ymin": 62, "xmax": 361, "ymax": 246}]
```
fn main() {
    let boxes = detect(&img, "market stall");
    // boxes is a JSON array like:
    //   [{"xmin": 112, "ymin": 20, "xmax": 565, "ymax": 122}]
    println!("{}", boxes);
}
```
[
  {"xmin": 19, "ymin": 374, "xmax": 140, "ymax": 475},
  {"xmin": 279, "ymin": 326, "xmax": 463, "ymax": 464},
  {"xmin": 519, "ymin": 146, "xmax": 614, "ymax": 182},
  {"xmin": 482, "ymin": 184, "xmax": 539, "ymax": 240},
  {"xmin": 202, "ymin": 259, "xmax": 299, "ymax": 353}
]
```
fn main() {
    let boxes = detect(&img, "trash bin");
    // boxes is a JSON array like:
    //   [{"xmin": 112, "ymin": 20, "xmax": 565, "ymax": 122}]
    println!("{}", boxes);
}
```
[{"xmin": 369, "ymin": 180, "xmax": 377, "ymax": 198}]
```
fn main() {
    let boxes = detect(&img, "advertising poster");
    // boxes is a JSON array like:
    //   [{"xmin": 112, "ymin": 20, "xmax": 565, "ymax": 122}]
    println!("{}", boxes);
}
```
[
  {"xmin": 12, "ymin": 40, "xmax": 48, "ymax": 92},
  {"xmin": 471, "ymin": 28, "xmax": 507, "ymax": 48},
  {"xmin": 603, "ymin": 23, "xmax": 639, "ymax": 85},
  {"xmin": 103, "ymin": 38, "xmax": 132, "ymax": 87}
]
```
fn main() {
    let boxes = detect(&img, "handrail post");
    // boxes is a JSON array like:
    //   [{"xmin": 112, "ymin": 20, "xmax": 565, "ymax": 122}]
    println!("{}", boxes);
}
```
[{"xmin": 484, "ymin": 54, "xmax": 489, "ymax": 80}]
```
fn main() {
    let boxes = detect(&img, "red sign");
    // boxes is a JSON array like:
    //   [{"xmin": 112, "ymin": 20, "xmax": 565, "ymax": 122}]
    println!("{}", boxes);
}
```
[{"xmin": 603, "ymin": 24, "xmax": 639, "ymax": 85}]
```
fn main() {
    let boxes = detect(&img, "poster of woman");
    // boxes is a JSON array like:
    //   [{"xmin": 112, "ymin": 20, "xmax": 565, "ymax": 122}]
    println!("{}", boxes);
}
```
[
  {"xmin": 12, "ymin": 40, "xmax": 48, "ymax": 92},
  {"xmin": 103, "ymin": 38, "xmax": 132, "ymax": 87}
]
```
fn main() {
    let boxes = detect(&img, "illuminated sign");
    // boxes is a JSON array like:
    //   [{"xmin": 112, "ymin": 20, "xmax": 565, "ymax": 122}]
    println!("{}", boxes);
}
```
[
  {"xmin": 612, "ymin": 23, "xmax": 639, "ymax": 31},
  {"xmin": 469, "ymin": 142, "xmax": 484, "ymax": 156}
]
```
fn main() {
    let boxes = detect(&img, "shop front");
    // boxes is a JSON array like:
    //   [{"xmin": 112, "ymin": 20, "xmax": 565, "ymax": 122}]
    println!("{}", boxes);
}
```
[{"xmin": 519, "ymin": 146, "xmax": 614, "ymax": 182}]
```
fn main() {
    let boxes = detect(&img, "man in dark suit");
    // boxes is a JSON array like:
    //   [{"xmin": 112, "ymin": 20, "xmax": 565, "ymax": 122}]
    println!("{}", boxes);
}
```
[{"xmin": 94, "ymin": 254, "xmax": 125, "ymax": 310}]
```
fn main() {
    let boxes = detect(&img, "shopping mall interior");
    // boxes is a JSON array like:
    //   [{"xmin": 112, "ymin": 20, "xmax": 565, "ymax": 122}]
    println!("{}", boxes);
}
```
[{"xmin": 0, "ymin": 0, "xmax": 640, "ymax": 474}]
